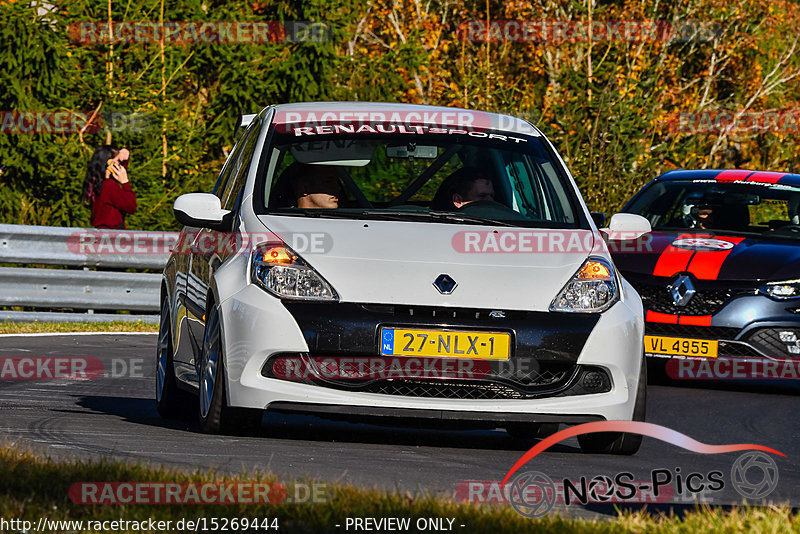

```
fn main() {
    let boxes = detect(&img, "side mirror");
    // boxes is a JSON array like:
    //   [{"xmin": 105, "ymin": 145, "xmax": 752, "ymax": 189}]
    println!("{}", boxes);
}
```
[
  {"xmin": 590, "ymin": 212, "xmax": 606, "ymax": 228},
  {"xmin": 173, "ymin": 193, "xmax": 232, "ymax": 231},
  {"xmin": 603, "ymin": 213, "xmax": 651, "ymax": 240}
]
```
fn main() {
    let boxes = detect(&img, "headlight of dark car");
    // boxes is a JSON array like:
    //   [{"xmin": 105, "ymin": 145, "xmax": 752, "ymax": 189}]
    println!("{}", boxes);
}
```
[{"xmin": 761, "ymin": 279, "xmax": 800, "ymax": 300}]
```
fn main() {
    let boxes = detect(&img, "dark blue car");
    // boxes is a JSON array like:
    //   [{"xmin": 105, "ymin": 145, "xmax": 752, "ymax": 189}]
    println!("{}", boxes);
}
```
[{"xmin": 610, "ymin": 169, "xmax": 800, "ymax": 372}]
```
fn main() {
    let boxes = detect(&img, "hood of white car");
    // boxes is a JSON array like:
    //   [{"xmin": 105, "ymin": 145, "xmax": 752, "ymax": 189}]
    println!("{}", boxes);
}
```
[{"xmin": 255, "ymin": 215, "xmax": 597, "ymax": 311}]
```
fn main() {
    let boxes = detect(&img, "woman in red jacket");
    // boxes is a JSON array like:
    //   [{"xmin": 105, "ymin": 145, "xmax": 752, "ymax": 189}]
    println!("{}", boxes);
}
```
[{"xmin": 82, "ymin": 145, "xmax": 137, "ymax": 229}]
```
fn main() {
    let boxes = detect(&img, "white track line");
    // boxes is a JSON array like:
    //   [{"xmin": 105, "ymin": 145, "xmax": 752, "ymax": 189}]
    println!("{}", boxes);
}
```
[{"xmin": 0, "ymin": 332, "xmax": 157, "ymax": 337}]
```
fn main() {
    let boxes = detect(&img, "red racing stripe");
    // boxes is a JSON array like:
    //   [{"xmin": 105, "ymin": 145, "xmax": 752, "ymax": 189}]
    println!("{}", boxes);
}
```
[
  {"xmin": 745, "ymin": 171, "xmax": 786, "ymax": 184},
  {"xmin": 652, "ymin": 233, "xmax": 698, "ymax": 277},
  {"xmin": 678, "ymin": 315, "xmax": 712, "ymax": 326},
  {"xmin": 715, "ymin": 169, "xmax": 753, "ymax": 181},
  {"xmin": 687, "ymin": 236, "xmax": 745, "ymax": 280},
  {"xmin": 646, "ymin": 311, "xmax": 679, "ymax": 324}
]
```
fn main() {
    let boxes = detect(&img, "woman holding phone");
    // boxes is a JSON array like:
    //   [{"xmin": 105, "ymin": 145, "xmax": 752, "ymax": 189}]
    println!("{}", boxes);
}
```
[{"xmin": 82, "ymin": 145, "xmax": 137, "ymax": 229}]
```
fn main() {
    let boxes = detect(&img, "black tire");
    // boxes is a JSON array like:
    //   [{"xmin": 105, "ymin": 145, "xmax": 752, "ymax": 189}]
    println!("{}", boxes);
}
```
[
  {"xmin": 506, "ymin": 423, "xmax": 559, "ymax": 440},
  {"xmin": 198, "ymin": 301, "xmax": 262, "ymax": 434},
  {"xmin": 578, "ymin": 357, "xmax": 647, "ymax": 455},
  {"xmin": 156, "ymin": 298, "xmax": 192, "ymax": 419}
]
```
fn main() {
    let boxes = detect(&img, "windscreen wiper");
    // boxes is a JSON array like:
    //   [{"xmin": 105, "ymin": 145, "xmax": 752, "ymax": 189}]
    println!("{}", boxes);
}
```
[
  {"xmin": 428, "ymin": 210, "xmax": 518, "ymax": 227},
  {"xmin": 358, "ymin": 210, "xmax": 518, "ymax": 227},
  {"xmin": 267, "ymin": 209, "xmax": 353, "ymax": 218}
]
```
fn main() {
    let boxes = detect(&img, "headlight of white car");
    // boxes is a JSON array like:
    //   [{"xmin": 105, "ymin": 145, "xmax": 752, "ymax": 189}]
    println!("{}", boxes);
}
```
[
  {"xmin": 549, "ymin": 257, "xmax": 619, "ymax": 313},
  {"xmin": 761, "ymin": 279, "xmax": 800, "ymax": 299},
  {"xmin": 250, "ymin": 243, "xmax": 338, "ymax": 301}
]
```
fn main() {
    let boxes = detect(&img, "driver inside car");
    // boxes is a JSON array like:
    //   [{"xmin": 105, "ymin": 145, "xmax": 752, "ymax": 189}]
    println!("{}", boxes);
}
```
[
  {"xmin": 693, "ymin": 204, "xmax": 716, "ymax": 229},
  {"xmin": 682, "ymin": 201, "xmax": 716, "ymax": 229},
  {"xmin": 289, "ymin": 164, "xmax": 342, "ymax": 209}
]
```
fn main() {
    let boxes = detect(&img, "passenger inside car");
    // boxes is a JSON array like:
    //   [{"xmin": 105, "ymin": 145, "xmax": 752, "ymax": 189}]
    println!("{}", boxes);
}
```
[{"xmin": 711, "ymin": 203, "xmax": 750, "ymax": 231}]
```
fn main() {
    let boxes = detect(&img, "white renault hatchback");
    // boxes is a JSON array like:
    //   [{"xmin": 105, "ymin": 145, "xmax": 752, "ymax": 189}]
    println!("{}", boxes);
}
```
[{"xmin": 157, "ymin": 102, "xmax": 650, "ymax": 454}]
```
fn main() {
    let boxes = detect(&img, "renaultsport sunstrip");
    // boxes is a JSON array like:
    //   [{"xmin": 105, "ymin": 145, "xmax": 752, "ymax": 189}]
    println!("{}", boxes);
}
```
[
  {"xmin": 157, "ymin": 102, "xmax": 650, "ymax": 454},
  {"xmin": 611, "ymin": 169, "xmax": 800, "ymax": 366}
]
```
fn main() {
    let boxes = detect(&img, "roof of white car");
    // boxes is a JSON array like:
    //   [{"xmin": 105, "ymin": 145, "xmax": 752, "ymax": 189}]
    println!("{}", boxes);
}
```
[{"xmin": 263, "ymin": 101, "xmax": 541, "ymax": 137}]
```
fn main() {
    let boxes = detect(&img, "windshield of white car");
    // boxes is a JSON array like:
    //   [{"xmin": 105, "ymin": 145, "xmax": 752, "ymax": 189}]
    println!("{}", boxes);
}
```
[
  {"xmin": 625, "ymin": 179, "xmax": 800, "ymax": 239},
  {"xmin": 257, "ymin": 132, "xmax": 582, "ymax": 229}
]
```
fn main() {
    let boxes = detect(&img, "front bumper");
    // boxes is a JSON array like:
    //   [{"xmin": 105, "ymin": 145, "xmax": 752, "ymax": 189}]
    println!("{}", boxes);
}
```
[
  {"xmin": 630, "ymin": 274, "xmax": 800, "ymax": 360},
  {"xmin": 217, "ymin": 281, "xmax": 644, "ymax": 423},
  {"xmin": 267, "ymin": 403, "xmax": 604, "ymax": 426},
  {"xmin": 644, "ymin": 320, "xmax": 800, "ymax": 361}
]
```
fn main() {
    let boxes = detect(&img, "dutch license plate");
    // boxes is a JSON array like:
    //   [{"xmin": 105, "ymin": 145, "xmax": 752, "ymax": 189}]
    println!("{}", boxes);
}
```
[
  {"xmin": 645, "ymin": 335, "xmax": 718, "ymax": 358},
  {"xmin": 380, "ymin": 328, "xmax": 511, "ymax": 360}
]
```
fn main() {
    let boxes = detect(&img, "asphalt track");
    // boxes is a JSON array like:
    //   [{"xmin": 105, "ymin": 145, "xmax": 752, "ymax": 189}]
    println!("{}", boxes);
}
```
[{"xmin": 0, "ymin": 333, "xmax": 797, "ymax": 517}]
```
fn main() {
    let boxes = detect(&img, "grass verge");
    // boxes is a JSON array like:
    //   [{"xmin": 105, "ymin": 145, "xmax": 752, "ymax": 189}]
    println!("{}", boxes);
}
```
[
  {"xmin": 0, "ymin": 445, "xmax": 796, "ymax": 533},
  {"xmin": 0, "ymin": 321, "xmax": 158, "ymax": 334}
]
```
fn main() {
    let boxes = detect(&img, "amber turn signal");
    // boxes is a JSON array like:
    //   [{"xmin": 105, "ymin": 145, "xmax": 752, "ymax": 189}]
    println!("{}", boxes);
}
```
[{"xmin": 578, "ymin": 260, "xmax": 611, "ymax": 279}]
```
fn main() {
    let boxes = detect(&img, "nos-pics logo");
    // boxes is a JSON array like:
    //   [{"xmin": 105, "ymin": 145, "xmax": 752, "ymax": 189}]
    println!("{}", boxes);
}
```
[{"xmin": 502, "ymin": 421, "xmax": 783, "ymax": 518}]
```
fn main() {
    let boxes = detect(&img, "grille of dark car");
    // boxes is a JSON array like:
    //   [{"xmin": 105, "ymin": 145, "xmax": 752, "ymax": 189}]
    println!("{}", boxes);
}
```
[
  {"xmin": 717, "ymin": 341, "xmax": 764, "ymax": 358},
  {"xmin": 633, "ymin": 283, "xmax": 753, "ymax": 316},
  {"xmin": 747, "ymin": 328, "xmax": 800, "ymax": 359},
  {"xmin": 644, "ymin": 323, "xmax": 740, "ymax": 340}
]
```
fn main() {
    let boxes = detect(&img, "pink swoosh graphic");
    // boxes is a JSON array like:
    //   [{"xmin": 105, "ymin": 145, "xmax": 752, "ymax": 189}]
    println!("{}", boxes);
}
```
[{"xmin": 502, "ymin": 421, "xmax": 785, "ymax": 485}]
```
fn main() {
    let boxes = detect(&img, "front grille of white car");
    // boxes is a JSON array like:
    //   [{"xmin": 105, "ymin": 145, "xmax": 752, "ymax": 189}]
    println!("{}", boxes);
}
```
[
  {"xmin": 263, "ymin": 355, "xmax": 612, "ymax": 399},
  {"xmin": 361, "ymin": 380, "xmax": 544, "ymax": 400}
]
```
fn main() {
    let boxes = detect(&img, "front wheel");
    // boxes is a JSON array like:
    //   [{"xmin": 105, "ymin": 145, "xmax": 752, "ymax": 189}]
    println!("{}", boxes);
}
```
[
  {"xmin": 578, "ymin": 358, "xmax": 646, "ymax": 455},
  {"xmin": 156, "ymin": 298, "xmax": 191, "ymax": 419},
  {"xmin": 198, "ymin": 302, "xmax": 262, "ymax": 434}
]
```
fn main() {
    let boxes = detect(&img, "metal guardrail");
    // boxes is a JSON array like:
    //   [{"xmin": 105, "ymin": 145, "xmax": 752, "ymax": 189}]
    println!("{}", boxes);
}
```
[
  {"xmin": 0, "ymin": 268, "xmax": 162, "ymax": 310},
  {"xmin": 0, "ymin": 224, "xmax": 173, "ymax": 323},
  {"xmin": 0, "ymin": 224, "xmax": 173, "ymax": 269},
  {"xmin": 0, "ymin": 311, "xmax": 161, "ymax": 324}
]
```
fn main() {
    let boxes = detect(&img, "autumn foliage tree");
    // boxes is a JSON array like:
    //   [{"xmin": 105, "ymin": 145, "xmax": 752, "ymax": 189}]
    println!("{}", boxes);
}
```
[{"xmin": 0, "ymin": 0, "xmax": 798, "ymax": 227}]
